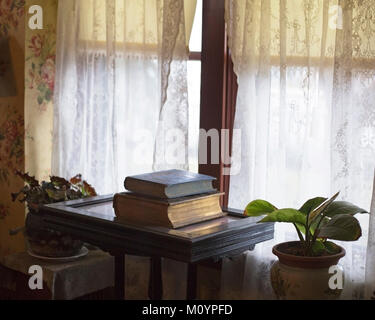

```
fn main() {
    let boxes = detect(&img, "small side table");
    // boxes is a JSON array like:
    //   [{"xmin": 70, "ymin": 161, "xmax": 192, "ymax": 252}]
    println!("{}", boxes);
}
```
[{"xmin": 0, "ymin": 249, "xmax": 114, "ymax": 300}]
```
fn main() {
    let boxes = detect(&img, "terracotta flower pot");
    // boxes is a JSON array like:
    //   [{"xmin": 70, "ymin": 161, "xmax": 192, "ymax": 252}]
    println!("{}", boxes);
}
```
[{"xmin": 270, "ymin": 241, "xmax": 346, "ymax": 300}]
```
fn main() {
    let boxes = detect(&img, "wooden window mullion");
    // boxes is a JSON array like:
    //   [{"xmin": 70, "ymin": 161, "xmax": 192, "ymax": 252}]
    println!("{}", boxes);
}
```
[{"xmin": 199, "ymin": 0, "xmax": 238, "ymax": 208}]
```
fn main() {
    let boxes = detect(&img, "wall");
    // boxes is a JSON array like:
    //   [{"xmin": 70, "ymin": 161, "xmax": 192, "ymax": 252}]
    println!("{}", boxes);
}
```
[
  {"xmin": 0, "ymin": 0, "xmax": 26, "ymax": 257},
  {"xmin": 0, "ymin": 0, "xmax": 57, "ymax": 257}
]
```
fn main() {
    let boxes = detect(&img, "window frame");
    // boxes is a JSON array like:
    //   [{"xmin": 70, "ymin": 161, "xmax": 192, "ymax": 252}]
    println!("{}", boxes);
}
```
[{"xmin": 197, "ymin": 0, "xmax": 237, "ymax": 208}]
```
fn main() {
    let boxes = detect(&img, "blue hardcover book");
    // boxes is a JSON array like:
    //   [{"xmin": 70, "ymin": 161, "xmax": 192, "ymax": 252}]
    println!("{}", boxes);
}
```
[{"xmin": 124, "ymin": 169, "xmax": 217, "ymax": 199}]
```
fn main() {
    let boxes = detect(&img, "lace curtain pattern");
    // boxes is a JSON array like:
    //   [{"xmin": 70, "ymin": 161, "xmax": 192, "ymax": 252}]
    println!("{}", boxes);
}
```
[
  {"xmin": 224, "ymin": 0, "xmax": 375, "ymax": 299},
  {"xmin": 52, "ymin": 0, "xmax": 191, "ymax": 194}
]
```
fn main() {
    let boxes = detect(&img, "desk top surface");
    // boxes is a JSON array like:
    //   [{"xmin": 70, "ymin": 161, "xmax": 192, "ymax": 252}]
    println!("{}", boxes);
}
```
[
  {"xmin": 42, "ymin": 195, "xmax": 265, "ymax": 239},
  {"xmin": 40, "ymin": 195, "xmax": 274, "ymax": 262}
]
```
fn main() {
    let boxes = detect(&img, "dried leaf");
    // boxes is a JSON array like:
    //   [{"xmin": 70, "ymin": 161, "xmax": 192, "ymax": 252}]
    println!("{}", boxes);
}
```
[
  {"xmin": 14, "ymin": 170, "xmax": 39, "ymax": 187},
  {"xmin": 82, "ymin": 181, "xmax": 97, "ymax": 196},
  {"xmin": 66, "ymin": 189, "xmax": 82, "ymax": 200},
  {"xmin": 50, "ymin": 176, "xmax": 71, "ymax": 188},
  {"xmin": 11, "ymin": 171, "xmax": 97, "ymax": 218},
  {"xmin": 11, "ymin": 185, "xmax": 31, "ymax": 203},
  {"xmin": 70, "ymin": 174, "xmax": 82, "ymax": 185}
]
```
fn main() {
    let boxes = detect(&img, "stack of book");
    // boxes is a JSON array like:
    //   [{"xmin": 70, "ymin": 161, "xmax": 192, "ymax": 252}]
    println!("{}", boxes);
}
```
[{"xmin": 113, "ymin": 169, "xmax": 225, "ymax": 228}]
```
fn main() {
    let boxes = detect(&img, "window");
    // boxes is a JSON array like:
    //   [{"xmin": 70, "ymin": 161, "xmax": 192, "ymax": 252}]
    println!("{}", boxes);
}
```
[{"xmin": 187, "ymin": 0, "xmax": 202, "ymax": 173}]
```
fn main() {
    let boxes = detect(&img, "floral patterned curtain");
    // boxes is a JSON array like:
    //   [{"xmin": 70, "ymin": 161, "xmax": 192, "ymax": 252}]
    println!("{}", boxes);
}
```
[{"xmin": 25, "ymin": 0, "xmax": 58, "ymax": 182}]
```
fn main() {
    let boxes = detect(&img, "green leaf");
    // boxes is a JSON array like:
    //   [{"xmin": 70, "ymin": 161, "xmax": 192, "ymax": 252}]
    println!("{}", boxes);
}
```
[
  {"xmin": 259, "ymin": 208, "xmax": 306, "ymax": 225},
  {"xmin": 299, "ymin": 197, "xmax": 327, "ymax": 215},
  {"xmin": 37, "ymin": 96, "xmax": 43, "ymax": 105},
  {"xmin": 311, "ymin": 240, "xmax": 326, "ymax": 256},
  {"xmin": 324, "ymin": 201, "xmax": 368, "ymax": 217},
  {"xmin": 311, "ymin": 240, "xmax": 341, "ymax": 256},
  {"xmin": 308, "ymin": 191, "xmax": 340, "ymax": 223},
  {"xmin": 323, "ymin": 241, "xmax": 341, "ymax": 254},
  {"xmin": 317, "ymin": 214, "xmax": 362, "ymax": 241},
  {"xmin": 296, "ymin": 216, "xmax": 329, "ymax": 235},
  {"xmin": 245, "ymin": 200, "xmax": 277, "ymax": 217},
  {"xmin": 295, "ymin": 222, "xmax": 308, "ymax": 234},
  {"xmin": 293, "ymin": 223, "xmax": 305, "ymax": 242},
  {"xmin": 45, "ymin": 188, "xmax": 67, "ymax": 202}
]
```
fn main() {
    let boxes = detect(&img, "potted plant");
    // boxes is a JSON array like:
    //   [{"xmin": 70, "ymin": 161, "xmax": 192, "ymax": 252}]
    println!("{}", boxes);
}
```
[
  {"xmin": 11, "ymin": 171, "xmax": 97, "ymax": 258},
  {"xmin": 245, "ymin": 192, "xmax": 368, "ymax": 299}
]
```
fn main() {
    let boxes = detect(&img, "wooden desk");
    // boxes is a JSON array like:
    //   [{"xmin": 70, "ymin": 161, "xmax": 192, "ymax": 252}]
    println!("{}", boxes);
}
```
[{"xmin": 39, "ymin": 195, "xmax": 274, "ymax": 300}]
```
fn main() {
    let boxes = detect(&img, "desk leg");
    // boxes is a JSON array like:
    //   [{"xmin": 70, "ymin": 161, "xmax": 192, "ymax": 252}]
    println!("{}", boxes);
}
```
[
  {"xmin": 148, "ymin": 257, "xmax": 163, "ymax": 300},
  {"xmin": 187, "ymin": 263, "xmax": 197, "ymax": 300},
  {"xmin": 114, "ymin": 254, "xmax": 125, "ymax": 300}
]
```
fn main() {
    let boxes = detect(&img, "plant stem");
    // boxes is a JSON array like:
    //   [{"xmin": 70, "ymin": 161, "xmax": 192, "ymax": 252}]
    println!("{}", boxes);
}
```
[
  {"xmin": 305, "ymin": 213, "xmax": 311, "ymax": 256},
  {"xmin": 293, "ymin": 223, "xmax": 305, "ymax": 242},
  {"xmin": 311, "ymin": 214, "xmax": 326, "ymax": 245}
]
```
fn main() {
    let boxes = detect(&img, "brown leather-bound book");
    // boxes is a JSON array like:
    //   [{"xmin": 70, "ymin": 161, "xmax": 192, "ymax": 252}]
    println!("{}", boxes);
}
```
[{"xmin": 113, "ymin": 192, "xmax": 225, "ymax": 229}]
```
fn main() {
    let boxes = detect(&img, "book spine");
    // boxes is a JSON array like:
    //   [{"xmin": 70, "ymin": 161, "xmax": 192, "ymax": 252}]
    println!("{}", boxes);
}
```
[
  {"xmin": 124, "ymin": 177, "xmax": 167, "ymax": 198},
  {"xmin": 165, "ymin": 180, "xmax": 215, "ymax": 198},
  {"xmin": 113, "ymin": 193, "xmax": 173, "ymax": 228}
]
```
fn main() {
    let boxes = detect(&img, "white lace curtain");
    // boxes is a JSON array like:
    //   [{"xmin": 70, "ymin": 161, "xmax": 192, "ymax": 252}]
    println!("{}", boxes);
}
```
[
  {"xmin": 52, "ymin": 0, "xmax": 195, "ymax": 194},
  {"xmin": 224, "ymin": 0, "xmax": 375, "ymax": 299}
]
